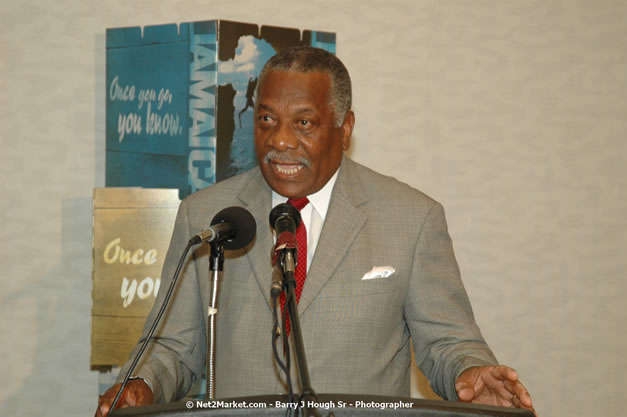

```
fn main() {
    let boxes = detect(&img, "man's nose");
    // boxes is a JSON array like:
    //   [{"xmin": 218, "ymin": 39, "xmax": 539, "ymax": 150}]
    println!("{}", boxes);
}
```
[{"xmin": 267, "ymin": 123, "xmax": 298, "ymax": 151}]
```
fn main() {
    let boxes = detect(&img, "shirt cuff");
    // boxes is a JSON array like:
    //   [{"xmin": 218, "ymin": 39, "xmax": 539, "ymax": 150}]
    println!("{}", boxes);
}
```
[{"xmin": 129, "ymin": 376, "xmax": 154, "ymax": 393}]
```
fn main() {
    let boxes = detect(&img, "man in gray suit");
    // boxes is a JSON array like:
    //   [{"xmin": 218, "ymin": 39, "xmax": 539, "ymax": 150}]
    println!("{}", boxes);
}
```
[{"xmin": 97, "ymin": 46, "xmax": 535, "ymax": 416}]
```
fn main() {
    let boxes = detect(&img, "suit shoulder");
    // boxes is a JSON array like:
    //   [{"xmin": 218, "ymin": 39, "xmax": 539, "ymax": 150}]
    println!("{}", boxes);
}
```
[
  {"xmin": 350, "ymin": 160, "xmax": 439, "ymax": 209},
  {"xmin": 180, "ymin": 167, "xmax": 260, "ymax": 209}
]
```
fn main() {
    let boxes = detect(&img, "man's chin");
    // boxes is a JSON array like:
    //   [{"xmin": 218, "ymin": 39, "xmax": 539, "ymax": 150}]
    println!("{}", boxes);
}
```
[
  {"xmin": 261, "ymin": 168, "xmax": 311, "ymax": 198},
  {"xmin": 267, "ymin": 180, "xmax": 310, "ymax": 199}
]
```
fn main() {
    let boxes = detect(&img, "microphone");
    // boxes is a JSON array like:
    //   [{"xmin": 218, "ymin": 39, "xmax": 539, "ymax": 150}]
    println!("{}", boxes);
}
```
[
  {"xmin": 269, "ymin": 203, "xmax": 301, "ymax": 237},
  {"xmin": 271, "ymin": 231, "xmax": 298, "ymax": 297},
  {"xmin": 191, "ymin": 206, "xmax": 256, "ymax": 250},
  {"xmin": 269, "ymin": 203, "xmax": 301, "ymax": 265},
  {"xmin": 269, "ymin": 203, "xmax": 301, "ymax": 295}
]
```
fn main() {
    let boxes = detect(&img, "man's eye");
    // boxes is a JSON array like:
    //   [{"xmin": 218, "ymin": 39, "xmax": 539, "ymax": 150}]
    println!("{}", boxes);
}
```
[
  {"xmin": 299, "ymin": 120, "xmax": 311, "ymax": 127},
  {"xmin": 258, "ymin": 115, "xmax": 273, "ymax": 123}
]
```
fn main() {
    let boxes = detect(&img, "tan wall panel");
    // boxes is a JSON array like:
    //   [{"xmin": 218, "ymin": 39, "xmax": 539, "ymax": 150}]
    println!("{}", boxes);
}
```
[
  {"xmin": 91, "ymin": 188, "xmax": 179, "ymax": 366},
  {"xmin": 91, "ymin": 316, "xmax": 149, "ymax": 366}
]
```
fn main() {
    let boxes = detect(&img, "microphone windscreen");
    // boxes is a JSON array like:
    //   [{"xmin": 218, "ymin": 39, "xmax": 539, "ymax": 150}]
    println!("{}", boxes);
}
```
[
  {"xmin": 269, "ymin": 203, "xmax": 301, "ymax": 232},
  {"xmin": 210, "ymin": 206, "xmax": 256, "ymax": 250}
]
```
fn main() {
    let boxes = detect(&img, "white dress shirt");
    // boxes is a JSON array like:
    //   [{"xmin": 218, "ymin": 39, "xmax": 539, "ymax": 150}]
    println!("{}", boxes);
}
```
[{"xmin": 271, "ymin": 168, "xmax": 339, "ymax": 270}]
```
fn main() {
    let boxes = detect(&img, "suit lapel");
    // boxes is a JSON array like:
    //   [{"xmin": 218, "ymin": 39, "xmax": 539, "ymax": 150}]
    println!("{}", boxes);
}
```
[
  {"xmin": 236, "ymin": 158, "xmax": 369, "ymax": 314},
  {"xmin": 298, "ymin": 157, "xmax": 368, "ymax": 314},
  {"xmin": 237, "ymin": 169, "xmax": 275, "ymax": 311}
]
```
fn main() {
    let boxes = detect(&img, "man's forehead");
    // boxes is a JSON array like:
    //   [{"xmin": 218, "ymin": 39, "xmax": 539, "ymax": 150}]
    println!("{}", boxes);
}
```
[
  {"xmin": 256, "ymin": 70, "xmax": 330, "ymax": 109},
  {"xmin": 257, "ymin": 101, "xmax": 318, "ymax": 116},
  {"xmin": 258, "ymin": 69, "xmax": 330, "ymax": 90}
]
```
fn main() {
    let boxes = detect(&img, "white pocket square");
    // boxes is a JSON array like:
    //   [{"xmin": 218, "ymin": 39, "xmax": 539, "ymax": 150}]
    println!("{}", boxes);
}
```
[{"xmin": 361, "ymin": 266, "xmax": 396, "ymax": 280}]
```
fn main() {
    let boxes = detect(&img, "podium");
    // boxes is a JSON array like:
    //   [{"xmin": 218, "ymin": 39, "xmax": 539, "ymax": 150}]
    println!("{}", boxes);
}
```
[{"xmin": 110, "ymin": 394, "xmax": 534, "ymax": 417}]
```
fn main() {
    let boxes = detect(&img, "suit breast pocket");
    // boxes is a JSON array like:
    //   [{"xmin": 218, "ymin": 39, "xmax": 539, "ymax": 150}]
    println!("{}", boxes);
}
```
[
  {"xmin": 312, "ymin": 272, "xmax": 404, "ymax": 322},
  {"xmin": 324, "ymin": 268, "xmax": 403, "ymax": 297}
]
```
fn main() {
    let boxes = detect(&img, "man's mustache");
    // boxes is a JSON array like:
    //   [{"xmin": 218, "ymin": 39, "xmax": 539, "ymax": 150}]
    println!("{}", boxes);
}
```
[{"xmin": 263, "ymin": 150, "xmax": 312, "ymax": 168}]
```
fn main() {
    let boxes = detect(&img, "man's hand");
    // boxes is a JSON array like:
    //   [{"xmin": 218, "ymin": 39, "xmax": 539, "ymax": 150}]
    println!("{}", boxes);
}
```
[
  {"xmin": 95, "ymin": 379, "xmax": 154, "ymax": 417},
  {"xmin": 455, "ymin": 365, "xmax": 536, "ymax": 416}
]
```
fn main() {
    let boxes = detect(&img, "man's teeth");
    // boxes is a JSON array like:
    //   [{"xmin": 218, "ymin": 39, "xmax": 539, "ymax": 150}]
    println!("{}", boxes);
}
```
[{"xmin": 274, "ymin": 163, "xmax": 303, "ymax": 175}]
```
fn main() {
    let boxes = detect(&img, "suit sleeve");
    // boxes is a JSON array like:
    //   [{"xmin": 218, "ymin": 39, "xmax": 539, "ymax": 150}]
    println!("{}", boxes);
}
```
[
  {"xmin": 116, "ymin": 199, "xmax": 206, "ymax": 402},
  {"xmin": 405, "ymin": 201, "xmax": 498, "ymax": 400}
]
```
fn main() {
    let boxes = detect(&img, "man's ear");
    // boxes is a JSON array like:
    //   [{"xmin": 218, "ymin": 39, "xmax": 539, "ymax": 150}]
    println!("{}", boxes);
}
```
[{"xmin": 341, "ymin": 111, "xmax": 355, "ymax": 151}]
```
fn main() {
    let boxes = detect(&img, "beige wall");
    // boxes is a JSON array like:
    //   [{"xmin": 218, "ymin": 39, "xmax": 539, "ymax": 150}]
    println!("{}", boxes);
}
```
[{"xmin": 1, "ymin": 1, "xmax": 625, "ymax": 416}]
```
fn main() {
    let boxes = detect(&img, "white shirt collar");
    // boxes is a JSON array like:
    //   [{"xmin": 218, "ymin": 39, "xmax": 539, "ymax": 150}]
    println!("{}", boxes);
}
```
[
  {"xmin": 270, "ymin": 167, "xmax": 340, "ymax": 269},
  {"xmin": 271, "ymin": 167, "xmax": 340, "ymax": 221}
]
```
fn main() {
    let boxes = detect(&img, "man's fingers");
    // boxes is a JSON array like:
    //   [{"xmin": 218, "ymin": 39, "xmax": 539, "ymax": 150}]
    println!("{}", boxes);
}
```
[
  {"xmin": 456, "ymin": 366, "xmax": 536, "ymax": 415},
  {"xmin": 455, "ymin": 377, "xmax": 475, "ymax": 402},
  {"xmin": 484, "ymin": 366, "xmax": 525, "ymax": 404},
  {"xmin": 96, "ymin": 401, "xmax": 110, "ymax": 417},
  {"xmin": 95, "ymin": 403, "xmax": 105, "ymax": 417},
  {"xmin": 505, "ymin": 380, "xmax": 533, "ymax": 407},
  {"xmin": 125, "ymin": 390, "xmax": 137, "ymax": 407},
  {"xmin": 95, "ymin": 384, "xmax": 124, "ymax": 417},
  {"xmin": 513, "ymin": 394, "xmax": 537, "ymax": 416},
  {"xmin": 457, "ymin": 387, "xmax": 476, "ymax": 401},
  {"xmin": 490, "ymin": 365, "xmax": 519, "ymax": 382},
  {"xmin": 505, "ymin": 380, "xmax": 536, "ymax": 416},
  {"xmin": 455, "ymin": 380, "xmax": 469, "ymax": 391},
  {"xmin": 467, "ymin": 366, "xmax": 515, "ymax": 401}
]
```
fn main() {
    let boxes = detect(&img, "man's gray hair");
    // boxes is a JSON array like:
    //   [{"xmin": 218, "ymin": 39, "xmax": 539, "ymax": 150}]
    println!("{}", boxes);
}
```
[{"xmin": 256, "ymin": 46, "xmax": 352, "ymax": 127}]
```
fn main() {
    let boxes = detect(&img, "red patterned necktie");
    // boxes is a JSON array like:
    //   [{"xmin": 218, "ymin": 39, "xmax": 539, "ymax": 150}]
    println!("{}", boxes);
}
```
[{"xmin": 280, "ymin": 197, "xmax": 309, "ymax": 337}]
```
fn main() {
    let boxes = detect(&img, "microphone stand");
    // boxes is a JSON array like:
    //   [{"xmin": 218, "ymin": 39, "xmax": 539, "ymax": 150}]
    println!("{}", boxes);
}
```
[
  {"xmin": 280, "ymin": 250, "xmax": 323, "ymax": 417},
  {"xmin": 207, "ymin": 241, "xmax": 224, "ymax": 401}
]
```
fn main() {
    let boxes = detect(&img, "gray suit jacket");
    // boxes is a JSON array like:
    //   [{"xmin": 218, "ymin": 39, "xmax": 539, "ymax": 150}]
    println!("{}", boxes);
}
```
[{"xmin": 119, "ymin": 156, "xmax": 497, "ymax": 403}]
